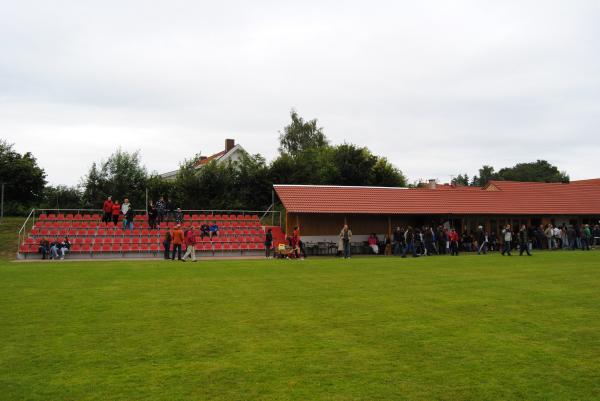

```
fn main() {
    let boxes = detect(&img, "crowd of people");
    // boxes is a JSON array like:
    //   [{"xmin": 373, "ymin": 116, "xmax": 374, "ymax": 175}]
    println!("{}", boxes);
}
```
[{"xmin": 347, "ymin": 223, "xmax": 600, "ymax": 258}]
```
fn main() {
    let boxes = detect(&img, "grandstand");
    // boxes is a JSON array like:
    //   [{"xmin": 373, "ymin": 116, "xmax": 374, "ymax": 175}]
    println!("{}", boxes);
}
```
[{"xmin": 17, "ymin": 210, "xmax": 285, "ymax": 259}]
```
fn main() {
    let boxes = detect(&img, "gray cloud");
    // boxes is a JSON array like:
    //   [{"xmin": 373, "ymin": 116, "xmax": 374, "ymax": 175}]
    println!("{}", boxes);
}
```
[{"xmin": 1, "ymin": 0, "xmax": 599, "ymax": 185}]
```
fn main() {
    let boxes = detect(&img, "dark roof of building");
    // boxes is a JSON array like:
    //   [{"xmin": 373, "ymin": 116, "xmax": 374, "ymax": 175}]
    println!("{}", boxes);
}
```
[{"xmin": 274, "ymin": 180, "xmax": 600, "ymax": 215}]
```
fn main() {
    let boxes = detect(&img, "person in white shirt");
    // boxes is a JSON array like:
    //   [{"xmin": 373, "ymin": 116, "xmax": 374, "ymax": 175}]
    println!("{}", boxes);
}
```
[{"xmin": 501, "ymin": 224, "xmax": 512, "ymax": 256}]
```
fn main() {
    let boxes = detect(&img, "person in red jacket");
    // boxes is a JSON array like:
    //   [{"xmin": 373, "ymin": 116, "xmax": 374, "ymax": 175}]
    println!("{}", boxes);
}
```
[
  {"xmin": 102, "ymin": 196, "xmax": 113, "ymax": 224},
  {"xmin": 182, "ymin": 226, "xmax": 197, "ymax": 262},
  {"xmin": 111, "ymin": 200, "xmax": 121, "ymax": 226},
  {"xmin": 449, "ymin": 229, "xmax": 460, "ymax": 256}
]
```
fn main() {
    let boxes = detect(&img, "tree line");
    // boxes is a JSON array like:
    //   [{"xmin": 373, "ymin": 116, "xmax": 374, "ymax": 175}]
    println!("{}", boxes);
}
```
[{"xmin": 0, "ymin": 110, "xmax": 571, "ymax": 215}]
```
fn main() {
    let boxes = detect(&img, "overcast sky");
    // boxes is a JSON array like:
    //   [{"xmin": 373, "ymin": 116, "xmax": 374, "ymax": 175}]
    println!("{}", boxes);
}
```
[{"xmin": 1, "ymin": 0, "xmax": 599, "ymax": 186}]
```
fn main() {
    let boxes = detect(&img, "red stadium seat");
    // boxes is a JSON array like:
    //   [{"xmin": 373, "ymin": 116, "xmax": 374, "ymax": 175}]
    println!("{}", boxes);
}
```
[
  {"xmin": 121, "ymin": 244, "xmax": 131, "ymax": 252},
  {"xmin": 39, "ymin": 213, "xmax": 48, "ymax": 220}
]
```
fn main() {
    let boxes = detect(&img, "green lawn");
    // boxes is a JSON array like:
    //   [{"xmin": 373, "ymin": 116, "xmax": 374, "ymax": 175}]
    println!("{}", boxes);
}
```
[{"xmin": 1, "ymin": 252, "xmax": 599, "ymax": 400}]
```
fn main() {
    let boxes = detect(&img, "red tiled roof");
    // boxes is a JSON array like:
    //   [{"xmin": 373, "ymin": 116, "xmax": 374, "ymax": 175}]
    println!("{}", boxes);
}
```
[
  {"xmin": 194, "ymin": 151, "xmax": 226, "ymax": 167},
  {"xmin": 274, "ymin": 180, "xmax": 600, "ymax": 215}
]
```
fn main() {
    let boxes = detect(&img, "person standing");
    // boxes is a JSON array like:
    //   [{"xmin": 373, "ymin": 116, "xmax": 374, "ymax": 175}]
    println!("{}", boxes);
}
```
[
  {"xmin": 156, "ymin": 196, "xmax": 166, "ymax": 226},
  {"xmin": 265, "ymin": 228, "xmax": 273, "ymax": 259},
  {"xmin": 339, "ymin": 224, "xmax": 352, "ymax": 259},
  {"xmin": 293, "ymin": 226, "xmax": 306, "ymax": 259},
  {"xmin": 476, "ymin": 226, "xmax": 488, "ymax": 255},
  {"xmin": 171, "ymin": 224, "xmax": 184, "ymax": 260},
  {"xmin": 125, "ymin": 205, "xmax": 135, "ymax": 231},
  {"xmin": 392, "ymin": 227, "xmax": 402, "ymax": 256},
  {"xmin": 121, "ymin": 198, "xmax": 131, "ymax": 230},
  {"xmin": 518, "ymin": 225, "xmax": 532, "ymax": 256},
  {"xmin": 401, "ymin": 226, "xmax": 418, "ymax": 258},
  {"xmin": 501, "ymin": 224, "xmax": 513, "ymax": 256},
  {"xmin": 148, "ymin": 201, "xmax": 158, "ymax": 229},
  {"xmin": 111, "ymin": 200, "xmax": 120, "ymax": 226},
  {"xmin": 182, "ymin": 226, "xmax": 198, "ymax": 262},
  {"xmin": 162, "ymin": 230, "xmax": 172, "ymax": 260},
  {"xmin": 102, "ymin": 196, "xmax": 113, "ymax": 224},
  {"xmin": 582, "ymin": 224, "xmax": 591, "ymax": 251},
  {"xmin": 544, "ymin": 224, "xmax": 554, "ymax": 250},
  {"xmin": 449, "ymin": 228, "xmax": 459, "ymax": 256}
]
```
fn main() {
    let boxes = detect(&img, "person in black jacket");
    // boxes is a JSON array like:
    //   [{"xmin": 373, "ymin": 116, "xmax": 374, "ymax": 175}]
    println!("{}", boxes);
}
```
[
  {"xmin": 265, "ymin": 228, "xmax": 273, "ymax": 259},
  {"xmin": 519, "ymin": 225, "xmax": 532, "ymax": 256},
  {"xmin": 125, "ymin": 206, "xmax": 135, "ymax": 231},
  {"xmin": 148, "ymin": 201, "xmax": 158, "ymax": 229}
]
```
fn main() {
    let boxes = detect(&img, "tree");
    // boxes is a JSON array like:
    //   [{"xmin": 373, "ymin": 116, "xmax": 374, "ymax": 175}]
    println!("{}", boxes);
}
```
[
  {"xmin": 451, "ymin": 174, "xmax": 470, "ymax": 186},
  {"xmin": 372, "ymin": 157, "xmax": 407, "ymax": 187},
  {"xmin": 471, "ymin": 165, "xmax": 496, "ymax": 187},
  {"xmin": 40, "ymin": 185, "xmax": 82, "ymax": 210},
  {"xmin": 495, "ymin": 160, "xmax": 569, "ymax": 183},
  {"xmin": 0, "ymin": 140, "xmax": 46, "ymax": 214},
  {"xmin": 278, "ymin": 109, "xmax": 329, "ymax": 156},
  {"xmin": 81, "ymin": 149, "xmax": 148, "ymax": 208}
]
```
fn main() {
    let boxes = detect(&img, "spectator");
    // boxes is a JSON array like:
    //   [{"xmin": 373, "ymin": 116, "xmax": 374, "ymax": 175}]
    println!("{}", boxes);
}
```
[
  {"xmin": 59, "ymin": 237, "xmax": 71, "ymax": 260},
  {"xmin": 111, "ymin": 200, "xmax": 121, "ymax": 226},
  {"xmin": 392, "ymin": 227, "xmax": 403, "ymax": 256},
  {"xmin": 501, "ymin": 224, "xmax": 513, "ymax": 256},
  {"xmin": 582, "ymin": 224, "xmax": 591, "ymax": 251},
  {"xmin": 121, "ymin": 198, "xmax": 131, "ymax": 229},
  {"xmin": 166, "ymin": 198, "xmax": 174, "ymax": 221},
  {"xmin": 265, "ymin": 228, "xmax": 273, "ymax": 259},
  {"xmin": 424, "ymin": 227, "xmax": 435, "ymax": 256},
  {"xmin": 518, "ymin": 225, "xmax": 532, "ymax": 256},
  {"xmin": 38, "ymin": 239, "xmax": 50, "ymax": 260},
  {"xmin": 401, "ymin": 226, "xmax": 418, "ymax": 258},
  {"xmin": 49, "ymin": 241, "xmax": 60, "ymax": 260},
  {"xmin": 200, "ymin": 223, "xmax": 210, "ymax": 239},
  {"xmin": 182, "ymin": 226, "xmax": 198, "ymax": 262},
  {"xmin": 462, "ymin": 232, "xmax": 473, "ymax": 252},
  {"xmin": 209, "ymin": 222, "xmax": 219, "ymax": 239},
  {"xmin": 102, "ymin": 196, "xmax": 113, "ymax": 224},
  {"xmin": 156, "ymin": 196, "xmax": 166, "ymax": 226},
  {"xmin": 174, "ymin": 208, "xmax": 183, "ymax": 224},
  {"xmin": 561, "ymin": 225, "xmax": 569, "ymax": 249},
  {"xmin": 436, "ymin": 226, "xmax": 446, "ymax": 255},
  {"xmin": 148, "ymin": 201, "xmax": 158, "ymax": 229},
  {"xmin": 171, "ymin": 224, "xmax": 184, "ymax": 261},
  {"xmin": 384, "ymin": 234, "xmax": 392, "ymax": 256},
  {"xmin": 339, "ymin": 224, "xmax": 352, "ymax": 259},
  {"xmin": 162, "ymin": 230, "xmax": 172, "ymax": 260},
  {"xmin": 293, "ymin": 226, "xmax": 306, "ymax": 259},
  {"xmin": 489, "ymin": 231, "xmax": 497, "ymax": 252},
  {"xmin": 476, "ymin": 226, "xmax": 488, "ymax": 254},
  {"xmin": 567, "ymin": 226, "xmax": 577, "ymax": 250},
  {"xmin": 368, "ymin": 233, "xmax": 379, "ymax": 254},
  {"xmin": 449, "ymin": 228, "xmax": 459, "ymax": 256},
  {"xmin": 593, "ymin": 225, "xmax": 600, "ymax": 248},
  {"xmin": 125, "ymin": 205, "xmax": 135, "ymax": 231}
]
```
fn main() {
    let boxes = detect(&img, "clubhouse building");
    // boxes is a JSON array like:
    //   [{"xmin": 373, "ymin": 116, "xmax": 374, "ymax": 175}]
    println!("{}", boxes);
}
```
[{"xmin": 274, "ymin": 179, "xmax": 600, "ymax": 242}]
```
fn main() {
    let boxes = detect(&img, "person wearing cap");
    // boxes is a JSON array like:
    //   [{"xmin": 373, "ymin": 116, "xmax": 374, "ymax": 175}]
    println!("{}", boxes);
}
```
[
  {"xmin": 182, "ymin": 226, "xmax": 198, "ymax": 262},
  {"xmin": 171, "ymin": 224, "xmax": 184, "ymax": 261}
]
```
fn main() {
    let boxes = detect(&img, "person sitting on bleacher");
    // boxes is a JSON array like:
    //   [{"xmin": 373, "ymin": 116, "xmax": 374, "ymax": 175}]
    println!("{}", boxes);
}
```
[
  {"xmin": 49, "ymin": 241, "xmax": 60, "ymax": 260},
  {"xmin": 200, "ymin": 223, "xmax": 210, "ymax": 239},
  {"xmin": 59, "ymin": 237, "xmax": 71, "ymax": 260},
  {"xmin": 38, "ymin": 239, "xmax": 50, "ymax": 260},
  {"xmin": 209, "ymin": 222, "xmax": 219, "ymax": 238}
]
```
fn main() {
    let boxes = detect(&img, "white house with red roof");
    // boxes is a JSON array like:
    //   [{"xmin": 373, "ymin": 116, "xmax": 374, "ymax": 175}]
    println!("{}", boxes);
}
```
[{"xmin": 160, "ymin": 139, "xmax": 246, "ymax": 180}]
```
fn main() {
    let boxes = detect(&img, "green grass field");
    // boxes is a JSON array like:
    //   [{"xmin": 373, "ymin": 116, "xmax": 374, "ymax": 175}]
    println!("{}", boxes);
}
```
[{"xmin": 1, "ymin": 217, "xmax": 599, "ymax": 400}]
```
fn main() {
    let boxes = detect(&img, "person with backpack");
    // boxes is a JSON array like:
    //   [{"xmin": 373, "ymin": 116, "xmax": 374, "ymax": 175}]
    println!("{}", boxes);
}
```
[{"xmin": 162, "ymin": 230, "xmax": 172, "ymax": 260}]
